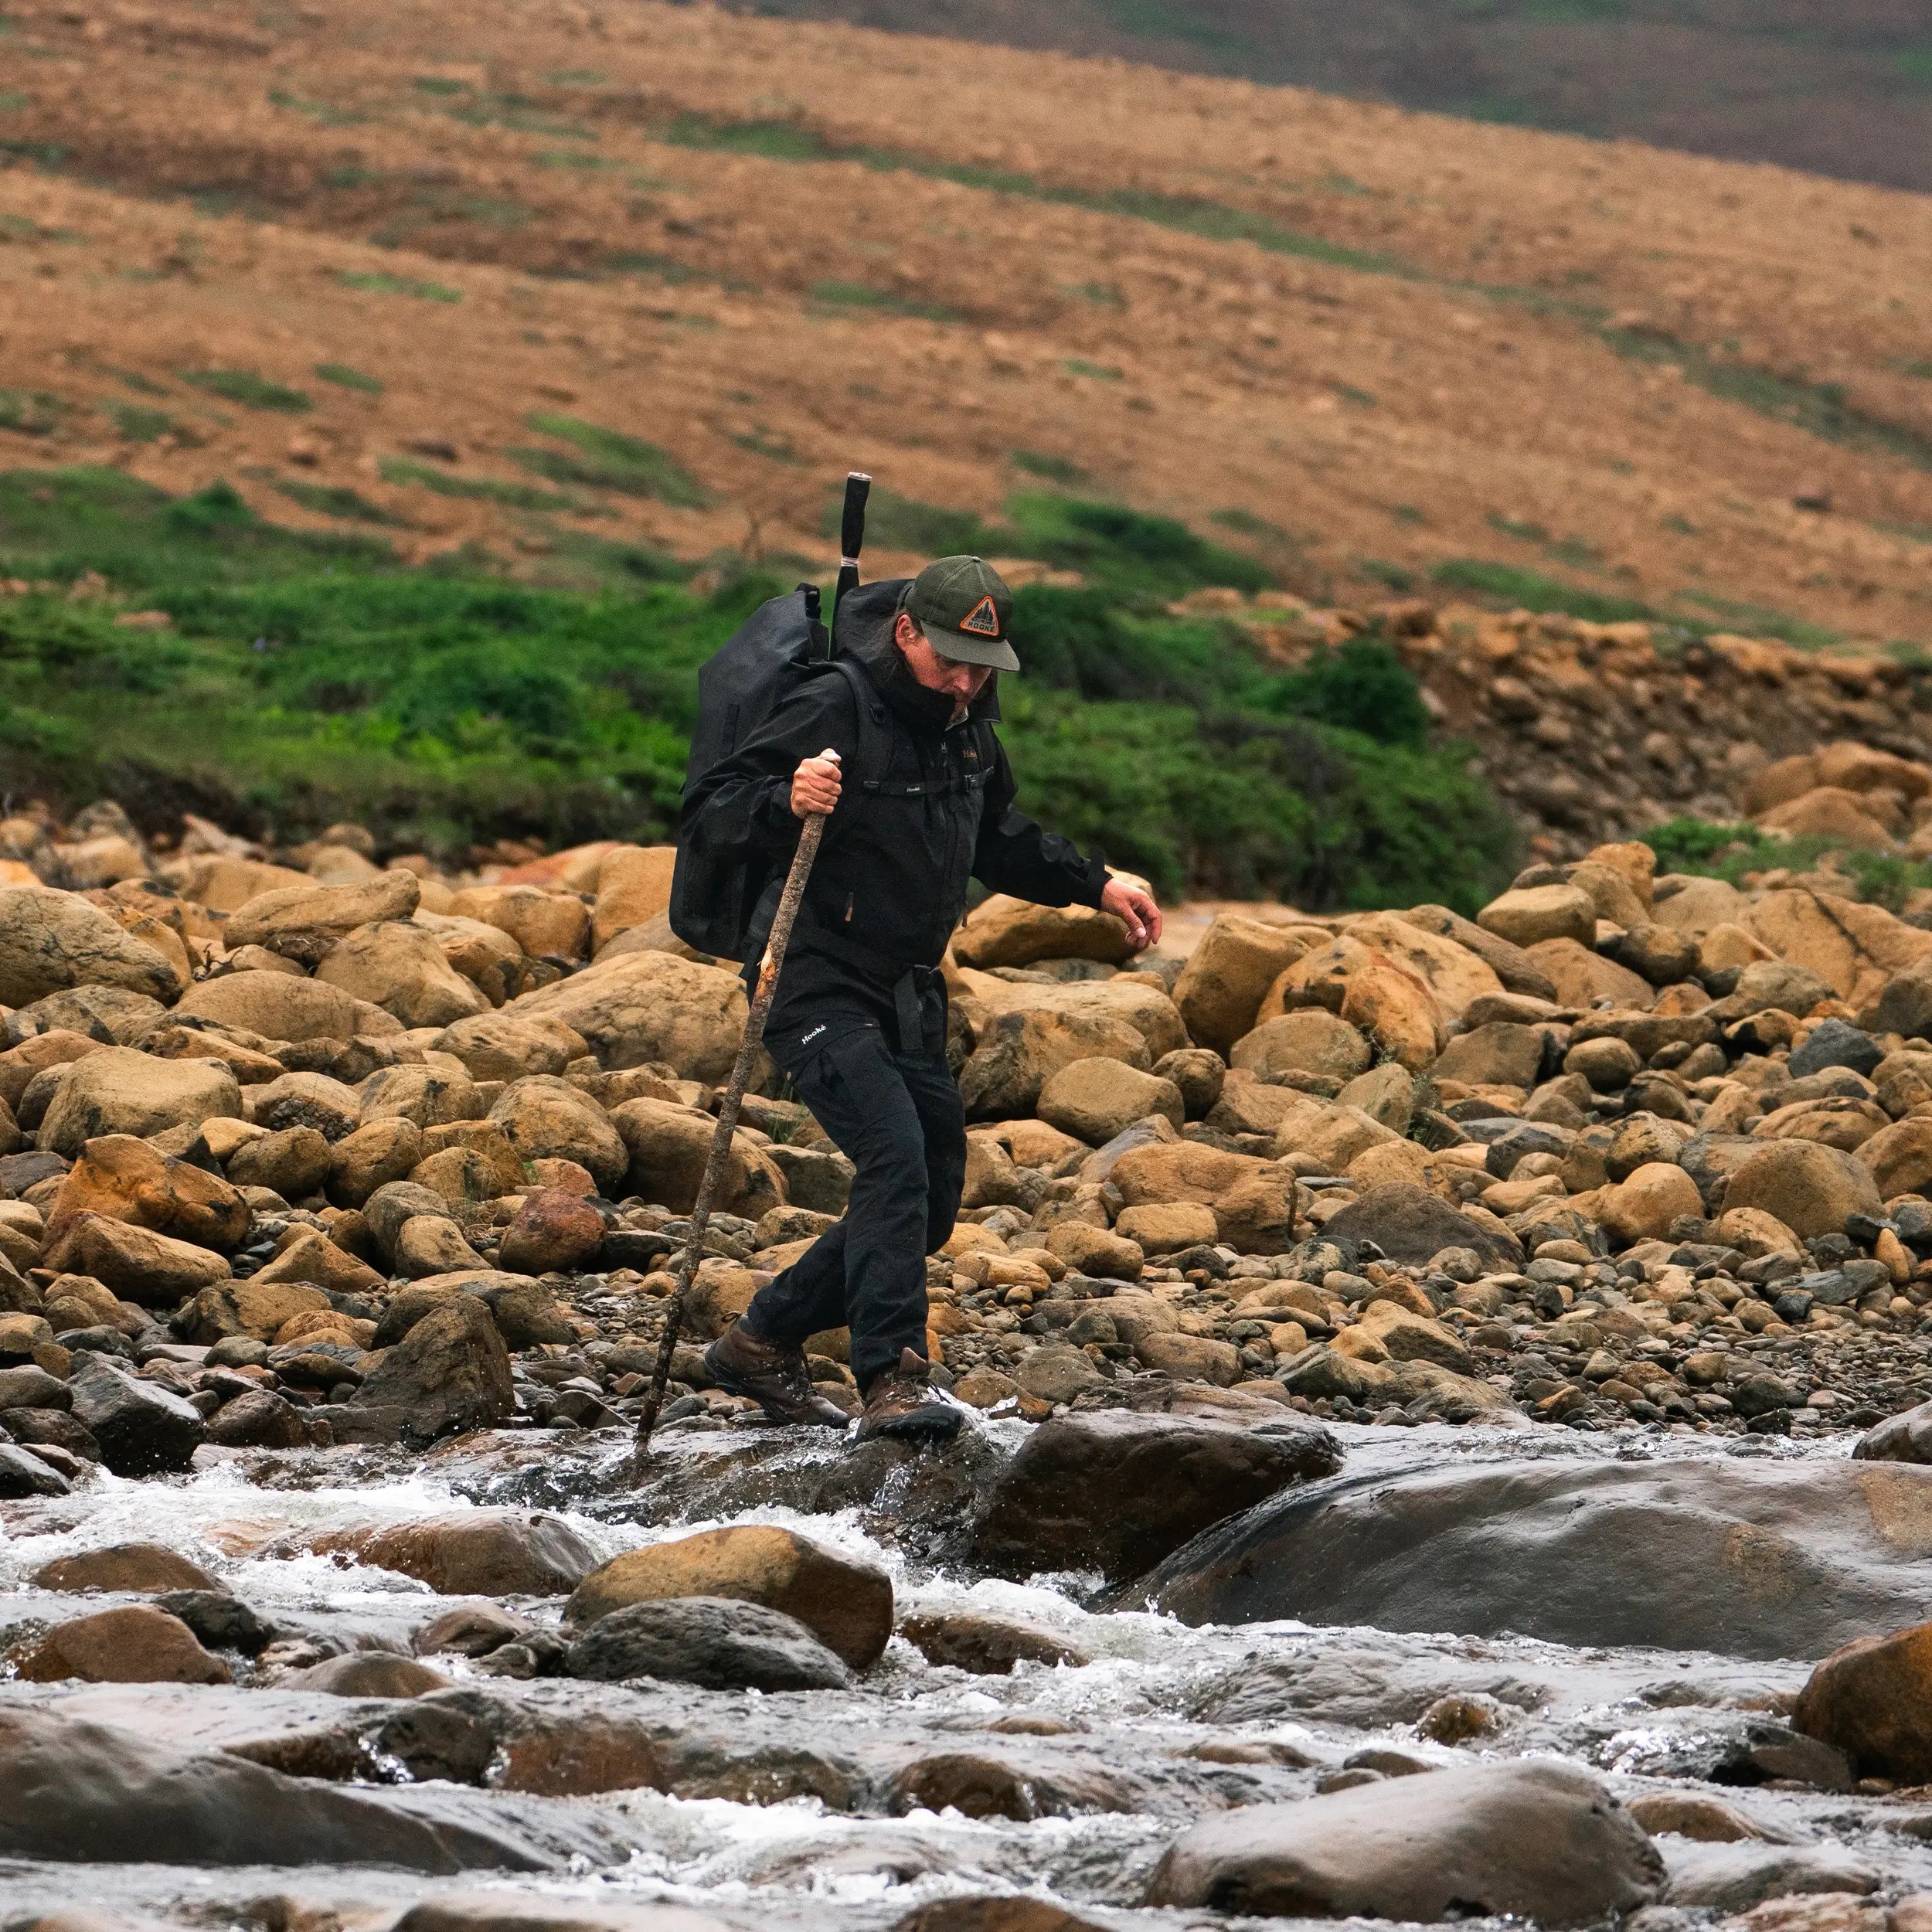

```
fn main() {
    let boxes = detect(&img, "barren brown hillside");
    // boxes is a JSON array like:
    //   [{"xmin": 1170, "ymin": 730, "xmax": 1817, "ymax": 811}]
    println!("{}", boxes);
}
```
[{"xmin": 2, "ymin": 0, "xmax": 1931, "ymax": 643}]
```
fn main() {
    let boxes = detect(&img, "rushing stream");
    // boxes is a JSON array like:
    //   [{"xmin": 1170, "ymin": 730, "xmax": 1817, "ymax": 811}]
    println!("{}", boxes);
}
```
[{"xmin": 5, "ymin": 1417, "xmax": 1930, "ymax": 1930}]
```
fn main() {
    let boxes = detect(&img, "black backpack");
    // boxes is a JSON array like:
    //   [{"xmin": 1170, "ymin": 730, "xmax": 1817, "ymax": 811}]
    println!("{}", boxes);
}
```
[{"xmin": 668, "ymin": 579, "xmax": 902, "ymax": 961}]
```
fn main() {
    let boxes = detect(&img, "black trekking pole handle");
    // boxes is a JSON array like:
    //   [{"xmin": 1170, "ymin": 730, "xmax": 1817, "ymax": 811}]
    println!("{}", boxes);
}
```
[
  {"xmin": 632, "ymin": 753, "xmax": 840, "ymax": 1462},
  {"xmin": 835, "ymin": 471, "xmax": 870, "ymax": 611}
]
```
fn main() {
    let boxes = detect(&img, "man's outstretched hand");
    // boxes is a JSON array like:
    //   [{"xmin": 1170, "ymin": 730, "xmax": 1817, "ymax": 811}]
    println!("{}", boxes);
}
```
[{"xmin": 1103, "ymin": 876, "xmax": 1162, "ymax": 954}]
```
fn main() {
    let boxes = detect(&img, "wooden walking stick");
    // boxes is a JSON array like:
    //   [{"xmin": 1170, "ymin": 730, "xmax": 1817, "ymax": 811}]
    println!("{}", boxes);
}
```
[{"xmin": 632, "ymin": 751, "xmax": 840, "ymax": 1454}]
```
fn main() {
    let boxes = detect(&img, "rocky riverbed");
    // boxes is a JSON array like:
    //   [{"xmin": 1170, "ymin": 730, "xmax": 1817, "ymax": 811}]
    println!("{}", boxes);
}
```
[
  {"xmin": 6, "ymin": 1419, "xmax": 1932, "ymax": 1932},
  {"xmin": 9, "ymin": 790, "xmax": 1932, "ymax": 1927}
]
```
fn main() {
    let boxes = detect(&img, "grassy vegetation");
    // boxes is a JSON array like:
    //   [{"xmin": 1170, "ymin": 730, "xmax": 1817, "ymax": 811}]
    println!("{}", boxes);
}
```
[
  {"xmin": 1642, "ymin": 817, "xmax": 1932, "ymax": 913},
  {"xmin": 0, "ymin": 465, "xmax": 1512, "ymax": 908},
  {"xmin": 510, "ymin": 414, "xmax": 710, "ymax": 509},
  {"xmin": 178, "ymin": 369, "xmax": 312, "ymax": 413},
  {"xmin": 832, "ymin": 488, "xmax": 1276, "ymax": 602},
  {"xmin": 338, "ymin": 269, "xmax": 461, "ymax": 303},
  {"xmin": 1432, "ymin": 556, "xmax": 1842, "ymax": 648}
]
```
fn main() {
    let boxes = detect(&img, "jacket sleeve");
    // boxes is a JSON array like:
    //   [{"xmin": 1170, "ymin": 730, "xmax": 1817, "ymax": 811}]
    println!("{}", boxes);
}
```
[
  {"xmin": 679, "ymin": 672, "xmax": 861, "ymax": 862},
  {"xmin": 971, "ymin": 733, "xmax": 1110, "ymax": 909}
]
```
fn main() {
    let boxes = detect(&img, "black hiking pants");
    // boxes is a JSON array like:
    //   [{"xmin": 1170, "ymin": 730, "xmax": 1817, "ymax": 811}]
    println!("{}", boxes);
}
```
[{"xmin": 736, "ymin": 1018, "xmax": 965, "ymax": 1392}]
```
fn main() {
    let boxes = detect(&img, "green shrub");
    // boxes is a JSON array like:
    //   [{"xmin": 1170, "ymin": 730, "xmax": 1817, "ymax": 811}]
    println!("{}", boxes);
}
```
[{"xmin": 1641, "ymin": 816, "xmax": 1932, "ymax": 912}]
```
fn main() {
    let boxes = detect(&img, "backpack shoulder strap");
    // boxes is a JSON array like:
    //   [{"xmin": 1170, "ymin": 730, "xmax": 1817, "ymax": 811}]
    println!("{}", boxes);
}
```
[{"xmin": 829, "ymin": 656, "xmax": 894, "ymax": 790}]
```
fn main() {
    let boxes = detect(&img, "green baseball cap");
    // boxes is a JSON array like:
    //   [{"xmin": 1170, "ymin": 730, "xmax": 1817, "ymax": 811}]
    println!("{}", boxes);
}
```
[{"xmin": 904, "ymin": 555, "xmax": 1021, "ymax": 672}]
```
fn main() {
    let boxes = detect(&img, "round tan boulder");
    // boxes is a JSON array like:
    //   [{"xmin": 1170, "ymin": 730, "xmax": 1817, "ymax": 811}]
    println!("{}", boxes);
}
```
[
  {"xmin": 565, "ymin": 1525, "xmax": 893, "ymax": 1670},
  {"xmin": 1170, "ymin": 914, "xmax": 1316, "ymax": 1054},
  {"xmin": 1115, "ymin": 1201, "xmax": 1218, "ymax": 1253},
  {"xmin": 956, "ymin": 971, "xmax": 1186, "ymax": 1063},
  {"xmin": 1134, "ymin": 1332, "xmax": 1241, "ymax": 1385},
  {"xmin": 1715, "ymin": 1206, "xmax": 1804, "ymax": 1259},
  {"xmin": 447, "ymin": 883, "xmax": 590, "ymax": 961},
  {"xmin": 488, "ymin": 1076, "xmax": 628, "ymax": 1195},
  {"xmin": 1037, "ymin": 1060, "xmax": 1184, "ymax": 1145},
  {"xmin": 1478, "ymin": 884, "xmax": 1597, "ymax": 950},
  {"xmin": 0, "ymin": 886, "xmax": 185, "ymax": 1009},
  {"xmin": 513, "ymin": 950, "xmax": 749, "ymax": 1083},
  {"xmin": 1230, "ymin": 1011, "xmax": 1372, "ymax": 1082},
  {"xmin": 14, "ymin": 1604, "xmax": 230, "ymax": 1685},
  {"xmin": 224, "ymin": 869, "xmax": 421, "ymax": 964},
  {"xmin": 1854, "ymin": 1117, "xmax": 1932, "ymax": 1201},
  {"xmin": 327, "ymin": 1117, "xmax": 425, "ymax": 1207},
  {"xmin": 298, "ymin": 1508, "xmax": 601, "ymax": 1596},
  {"xmin": 1524, "ymin": 939, "xmax": 1655, "ymax": 1012},
  {"xmin": 1338, "ymin": 954, "xmax": 1444, "ymax": 1073},
  {"xmin": 316, "ymin": 922, "xmax": 489, "ymax": 1029},
  {"xmin": 1043, "ymin": 1221, "xmax": 1143, "ymax": 1280},
  {"xmin": 953, "ymin": 892, "xmax": 1134, "ymax": 970},
  {"xmin": 175, "ymin": 971, "xmax": 399, "ymax": 1044},
  {"xmin": 957, "ymin": 1007, "xmax": 1150, "ymax": 1122},
  {"xmin": 37, "ymin": 1049, "xmax": 242, "ymax": 1158},
  {"xmin": 611, "ymin": 1096, "xmax": 784, "ymax": 1217},
  {"xmin": 590, "ymin": 844, "xmax": 678, "ymax": 951},
  {"xmin": 1721, "ymin": 1139, "xmax": 1883, "ymax": 1241},
  {"xmin": 46, "ymin": 1134, "xmax": 249, "ymax": 1250},
  {"xmin": 1596, "ymin": 1162, "xmax": 1704, "ymax": 1246},
  {"xmin": 436, "ymin": 1010, "xmax": 590, "ymax": 1083},
  {"xmin": 288, "ymin": 1653, "xmax": 452, "ymax": 1699},
  {"xmin": 32, "ymin": 1543, "xmax": 218, "ymax": 1594},
  {"xmin": 1566, "ymin": 860, "xmax": 1650, "ymax": 929},
  {"xmin": 42, "ymin": 1212, "xmax": 231, "ymax": 1305}
]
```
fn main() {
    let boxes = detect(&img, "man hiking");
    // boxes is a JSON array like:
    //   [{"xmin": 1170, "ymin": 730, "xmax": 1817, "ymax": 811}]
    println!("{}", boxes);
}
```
[{"xmin": 685, "ymin": 555, "xmax": 1162, "ymax": 1443}]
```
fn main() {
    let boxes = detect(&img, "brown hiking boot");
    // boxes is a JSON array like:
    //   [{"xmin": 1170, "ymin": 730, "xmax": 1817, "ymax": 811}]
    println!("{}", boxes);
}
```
[
  {"xmin": 856, "ymin": 1349, "xmax": 962, "ymax": 1444},
  {"xmin": 703, "ymin": 1324, "xmax": 851, "ymax": 1429}
]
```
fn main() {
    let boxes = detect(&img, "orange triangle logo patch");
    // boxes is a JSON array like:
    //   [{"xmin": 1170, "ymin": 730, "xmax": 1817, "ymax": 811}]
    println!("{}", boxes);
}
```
[{"xmin": 959, "ymin": 595, "xmax": 1001, "ymax": 638}]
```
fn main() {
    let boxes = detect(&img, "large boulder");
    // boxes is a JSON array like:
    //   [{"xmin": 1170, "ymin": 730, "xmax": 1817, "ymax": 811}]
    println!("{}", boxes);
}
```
[
  {"xmin": 956, "ymin": 1007, "xmax": 1150, "ymax": 1122},
  {"xmin": 1172, "ymin": 914, "xmax": 1319, "ymax": 1055},
  {"xmin": 1743, "ymin": 889, "xmax": 1932, "ymax": 1010},
  {"xmin": 320, "ymin": 1294, "xmax": 513, "ymax": 1447},
  {"xmin": 36, "ymin": 1048, "xmax": 241, "ymax": 1157},
  {"xmin": 1337, "ymin": 951, "xmax": 1444, "ymax": 1072},
  {"xmin": 1108, "ymin": 1140, "xmax": 1293, "ymax": 1253},
  {"xmin": 1432, "ymin": 1022, "xmax": 1549, "ymax": 1090},
  {"xmin": 952, "ymin": 893, "xmax": 1134, "ymax": 969},
  {"xmin": 566, "ymin": 1597, "xmax": 852, "ymax": 1692},
  {"xmin": 590, "ymin": 844, "xmax": 677, "ymax": 952},
  {"xmin": 1230, "ymin": 1011, "xmax": 1371, "ymax": 1081},
  {"xmin": 1144, "ymin": 1760, "xmax": 1662, "ymax": 1923},
  {"xmin": 1478, "ymin": 884, "xmax": 1596, "ymax": 950},
  {"xmin": 1318, "ymin": 1183, "xmax": 1522, "ymax": 1270},
  {"xmin": 0, "ymin": 886, "xmax": 185, "ymax": 1008},
  {"xmin": 1852, "ymin": 1117, "xmax": 1932, "ymax": 1200},
  {"xmin": 43, "ymin": 1213, "xmax": 230, "ymax": 1305},
  {"xmin": 1134, "ymin": 1450, "xmax": 1932, "ymax": 1661},
  {"xmin": 1720, "ymin": 1140, "xmax": 1883, "ymax": 1240},
  {"xmin": 1347, "ymin": 912, "xmax": 1503, "ymax": 1022},
  {"xmin": 437, "ymin": 1011, "xmax": 590, "ymax": 1083},
  {"xmin": 1396, "ymin": 904, "xmax": 1557, "ymax": 1000},
  {"xmin": 955, "ymin": 971, "xmax": 1185, "ymax": 1062},
  {"xmin": 14, "ymin": 1605, "xmax": 230, "ymax": 1685},
  {"xmin": 1037, "ymin": 1060, "xmax": 1183, "ymax": 1143},
  {"xmin": 295, "ymin": 1509, "xmax": 600, "ymax": 1595},
  {"xmin": 489, "ymin": 1077, "xmax": 628, "ymax": 1195},
  {"xmin": 513, "ymin": 951, "xmax": 748, "ymax": 1082},
  {"xmin": 224, "ymin": 869, "xmax": 421, "ymax": 965},
  {"xmin": 46, "ymin": 1134, "xmax": 248, "ymax": 1250},
  {"xmin": 67, "ymin": 1355, "xmax": 205, "ymax": 1475},
  {"xmin": 315, "ymin": 922, "xmax": 490, "ymax": 1029},
  {"xmin": 447, "ymin": 883, "xmax": 590, "ymax": 961},
  {"xmin": 176, "ymin": 1276, "xmax": 328, "ymax": 1344},
  {"xmin": 969, "ymin": 1411, "xmax": 1341, "ymax": 1584},
  {"xmin": 1792, "ymin": 1620, "xmax": 1932, "ymax": 1784},
  {"xmin": 566, "ymin": 1525, "xmax": 893, "ymax": 1671},
  {"xmin": 611, "ymin": 1097, "xmax": 784, "ymax": 1217},
  {"xmin": 0, "ymin": 1706, "xmax": 631, "ymax": 1870},
  {"xmin": 174, "ymin": 971, "xmax": 395, "ymax": 1044}
]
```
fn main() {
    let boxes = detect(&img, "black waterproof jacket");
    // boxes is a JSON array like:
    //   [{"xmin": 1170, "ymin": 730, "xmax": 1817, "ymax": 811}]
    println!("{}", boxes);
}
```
[{"xmin": 681, "ymin": 597, "xmax": 1107, "ymax": 1043}]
